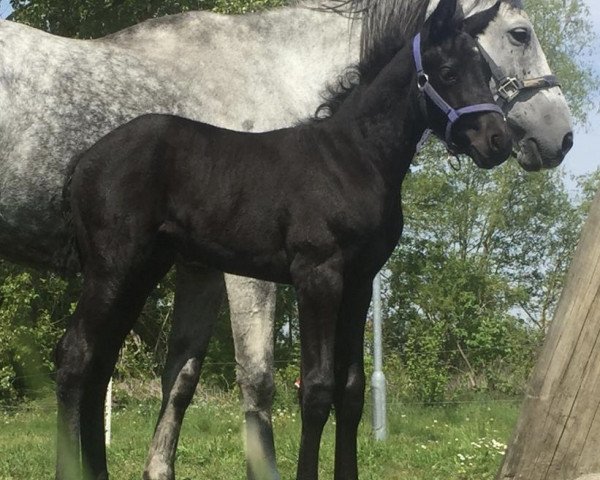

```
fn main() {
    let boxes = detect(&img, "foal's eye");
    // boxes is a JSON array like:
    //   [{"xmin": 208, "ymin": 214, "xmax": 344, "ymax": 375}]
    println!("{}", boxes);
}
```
[
  {"xmin": 439, "ymin": 67, "xmax": 457, "ymax": 84},
  {"xmin": 509, "ymin": 27, "xmax": 531, "ymax": 45}
]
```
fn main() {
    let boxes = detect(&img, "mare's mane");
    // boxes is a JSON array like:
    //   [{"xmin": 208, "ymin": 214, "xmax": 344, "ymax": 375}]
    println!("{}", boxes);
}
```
[
  {"xmin": 314, "ymin": 0, "xmax": 523, "ymax": 121},
  {"xmin": 343, "ymin": 0, "xmax": 523, "ymax": 64}
]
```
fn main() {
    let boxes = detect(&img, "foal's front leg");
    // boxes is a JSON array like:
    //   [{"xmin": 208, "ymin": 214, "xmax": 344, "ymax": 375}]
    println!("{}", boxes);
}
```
[
  {"xmin": 333, "ymin": 275, "xmax": 373, "ymax": 480},
  {"xmin": 292, "ymin": 253, "xmax": 344, "ymax": 480}
]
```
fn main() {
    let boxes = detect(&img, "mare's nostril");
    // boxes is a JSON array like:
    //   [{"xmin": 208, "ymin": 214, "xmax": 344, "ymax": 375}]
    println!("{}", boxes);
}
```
[{"xmin": 562, "ymin": 131, "xmax": 574, "ymax": 157}]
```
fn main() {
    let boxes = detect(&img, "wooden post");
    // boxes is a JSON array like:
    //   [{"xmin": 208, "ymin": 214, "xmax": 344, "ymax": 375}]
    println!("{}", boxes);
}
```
[{"xmin": 497, "ymin": 190, "xmax": 600, "ymax": 480}]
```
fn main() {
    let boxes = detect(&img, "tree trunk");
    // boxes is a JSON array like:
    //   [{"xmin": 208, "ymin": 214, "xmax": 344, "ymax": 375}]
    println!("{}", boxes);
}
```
[{"xmin": 497, "ymin": 189, "xmax": 600, "ymax": 480}]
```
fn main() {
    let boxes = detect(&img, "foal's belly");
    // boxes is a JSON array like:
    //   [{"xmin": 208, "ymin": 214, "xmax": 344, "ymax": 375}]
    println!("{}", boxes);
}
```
[{"xmin": 161, "ymin": 218, "xmax": 293, "ymax": 284}]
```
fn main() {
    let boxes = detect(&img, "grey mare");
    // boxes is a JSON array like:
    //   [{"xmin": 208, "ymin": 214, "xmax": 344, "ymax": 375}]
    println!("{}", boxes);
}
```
[{"xmin": 0, "ymin": 0, "xmax": 572, "ymax": 478}]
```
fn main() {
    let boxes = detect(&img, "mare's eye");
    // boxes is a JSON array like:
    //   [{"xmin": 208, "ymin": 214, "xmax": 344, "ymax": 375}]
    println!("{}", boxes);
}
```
[
  {"xmin": 509, "ymin": 27, "xmax": 531, "ymax": 45},
  {"xmin": 439, "ymin": 67, "xmax": 457, "ymax": 84}
]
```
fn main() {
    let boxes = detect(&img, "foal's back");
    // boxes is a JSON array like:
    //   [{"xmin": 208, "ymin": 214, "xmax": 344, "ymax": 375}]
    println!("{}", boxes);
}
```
[{"xmin": 71, "ymin": 113, "xmax": 383, "ymax": 282}]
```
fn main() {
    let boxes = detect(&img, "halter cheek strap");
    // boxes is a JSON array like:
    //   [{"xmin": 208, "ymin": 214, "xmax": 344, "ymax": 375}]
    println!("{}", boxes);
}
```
[{"xmin": 412, "ymin": 33, "xmax": 505, "ymax": 152}]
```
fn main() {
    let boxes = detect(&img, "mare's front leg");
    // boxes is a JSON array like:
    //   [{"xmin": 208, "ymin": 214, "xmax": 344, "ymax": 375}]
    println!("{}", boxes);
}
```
[
  {"xmin": 144, "ymin": 263, "xmax": 225, "ymax": 480},
  {"xmin": 292, "ymin": 253, "xmax": 344, "ymax": 480},
  {"xmin": 226, "ymin": 274, "xmax": 279, "ymax": 480},
  {"xmin": 333, "ymin": 275, "xmax": 374, "ymax": 480}
]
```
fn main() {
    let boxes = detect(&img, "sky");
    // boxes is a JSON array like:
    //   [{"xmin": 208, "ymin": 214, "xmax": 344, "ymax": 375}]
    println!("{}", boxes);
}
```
[
  {"xmin": 0, "ymin": 0, "xmax": 599, "ymax": 178},
  {"xmin": 568, "ymin": 2, "xmax": 600, "ymax": 178}
]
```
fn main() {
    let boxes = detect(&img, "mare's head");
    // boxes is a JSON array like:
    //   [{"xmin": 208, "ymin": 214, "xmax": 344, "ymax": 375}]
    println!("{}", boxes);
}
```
[
  {"xmin": 473, "ymin": 0, "xmax": 573, "ymax": 171},
  {"xmin": 355, "ymin": 0, "xmax": 574, "ymax": 171},
  {"xmin": 418, "ymin": 0, "xmax": 512, "ymax": 168},
  {"xmin": 426, "ymin": 0, "xmax": 573, "ymax": 171}
]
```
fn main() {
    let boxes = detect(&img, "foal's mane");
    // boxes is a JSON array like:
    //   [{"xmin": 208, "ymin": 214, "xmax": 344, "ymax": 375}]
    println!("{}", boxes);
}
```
[
  {"xmin": 312, "ymin": 31, "xmax": 405, "ymax": 121},
  {"xmin": 313, "ymin": 0, "xmax": 430, "ymax": 121}
]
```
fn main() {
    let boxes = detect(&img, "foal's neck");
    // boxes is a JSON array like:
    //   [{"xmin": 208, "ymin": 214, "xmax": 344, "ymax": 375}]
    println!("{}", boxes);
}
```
[{"xmin": 332, "ymin": 42, "xmax": 426, "ymax": 183}]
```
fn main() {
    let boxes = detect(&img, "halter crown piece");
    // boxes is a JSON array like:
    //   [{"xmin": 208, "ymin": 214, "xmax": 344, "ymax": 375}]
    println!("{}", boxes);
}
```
[{"xmin": 412, "ymin": 33, "xmax": 505, "ymax": 153}]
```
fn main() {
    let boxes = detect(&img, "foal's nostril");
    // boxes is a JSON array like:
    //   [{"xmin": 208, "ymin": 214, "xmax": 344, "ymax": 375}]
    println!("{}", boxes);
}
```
[
  {"xmin": 562, "ymin": 131, "xmax": 574, "ymax": 157},
  {"xmin": 490, "ymin": 133, "xmax": 504, "ymax": 153}
]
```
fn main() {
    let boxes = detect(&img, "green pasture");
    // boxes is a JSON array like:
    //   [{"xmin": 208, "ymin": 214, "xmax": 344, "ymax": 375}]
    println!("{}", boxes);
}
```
[{"xmin": 0, "ymin": 393, "xmax": 519, "ymax": 480}]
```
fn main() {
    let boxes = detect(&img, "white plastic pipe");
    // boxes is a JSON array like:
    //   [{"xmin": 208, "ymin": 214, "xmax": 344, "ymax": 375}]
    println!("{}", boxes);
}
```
[{"xmin": 105, "ymin": 377, "xmax": 113, "ymax": 447}]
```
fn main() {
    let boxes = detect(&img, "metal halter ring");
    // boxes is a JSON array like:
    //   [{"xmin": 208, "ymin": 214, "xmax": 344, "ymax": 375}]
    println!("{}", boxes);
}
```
[
  {"xmin": 417, "ymin": 73, "xmax": 430, "ymax": 91},
  {"xmin": 496, "ymin": 77, "xmax": 522, "ymax": 103}
]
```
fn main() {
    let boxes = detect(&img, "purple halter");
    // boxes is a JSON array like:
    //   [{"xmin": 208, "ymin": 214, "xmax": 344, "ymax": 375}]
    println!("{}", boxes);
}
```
[{"xmin": 412, "ymin": 33, "xmax": 505, "ymax": 151}]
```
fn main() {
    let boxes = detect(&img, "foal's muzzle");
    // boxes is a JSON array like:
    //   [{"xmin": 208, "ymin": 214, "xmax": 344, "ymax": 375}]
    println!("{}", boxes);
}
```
[{"xmin": 455, "ymin": 113, "xmax": 513, "ymax": 169}]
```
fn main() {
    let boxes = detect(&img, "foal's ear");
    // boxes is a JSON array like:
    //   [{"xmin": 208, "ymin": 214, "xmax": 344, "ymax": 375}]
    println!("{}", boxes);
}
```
[
  {"xmin": 427, "ymin": 0, "xmax": 460, "ymax": 44},
  {"xmin": 462, "ymin": 1, "xmax": 501, "ymax": 37}
]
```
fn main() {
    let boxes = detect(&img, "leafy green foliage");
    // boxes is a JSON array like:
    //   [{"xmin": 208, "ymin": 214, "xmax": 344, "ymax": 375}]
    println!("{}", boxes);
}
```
[
  {"xmin": 382, "ymin": 143, "xmax": 593, "ymax": 401},
  {"xmin": 0, "ymin": 264, "xmax": 78, "ymax": 402},
  {"xmin": 10, "ymin": 0, "xmax": 286, "ymax": 38},
  {"xmin": 525, "ymin": 0, "xmax": 599, "ymax": 123}
]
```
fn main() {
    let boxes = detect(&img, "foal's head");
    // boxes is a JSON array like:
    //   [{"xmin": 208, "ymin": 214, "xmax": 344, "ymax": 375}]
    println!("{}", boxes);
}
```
[{"xmin": 419, "ymin": 0, "xmax": 512, "ymax": 168}]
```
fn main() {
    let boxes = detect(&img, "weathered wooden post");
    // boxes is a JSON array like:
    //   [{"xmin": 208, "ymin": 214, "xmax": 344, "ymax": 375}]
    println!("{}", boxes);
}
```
[{"xmin": 497, "ymin": 190, "xmax": 600, "ymax": 480}]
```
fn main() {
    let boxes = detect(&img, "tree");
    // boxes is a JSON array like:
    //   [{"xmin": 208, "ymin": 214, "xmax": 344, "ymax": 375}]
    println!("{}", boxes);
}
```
[
  {"xmin": 9, "ymin": 0, "xmax": 286, "ymax": 38},
  {"xmin": 525, "ymin": 0, "xmax": 598, "ymax": 123},
  {"xmin": 376, "ymin": 0, "xmax": 600, "ymax": 401}
]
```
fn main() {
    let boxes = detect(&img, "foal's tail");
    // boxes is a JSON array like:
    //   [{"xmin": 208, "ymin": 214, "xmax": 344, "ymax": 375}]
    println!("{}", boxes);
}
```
[{"xmin": 58, "ymin": 152, "xmax": 86, "ymax": 274}]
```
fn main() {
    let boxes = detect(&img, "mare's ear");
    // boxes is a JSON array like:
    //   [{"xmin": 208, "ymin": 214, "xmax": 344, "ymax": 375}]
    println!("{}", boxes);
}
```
[
  {"xmin": 462, "ymin": 1, "xmax": 501, "ymax": 37},
  {"xmin": 427, "ymin": 0, "xmax": 459, "ymax": 44}
]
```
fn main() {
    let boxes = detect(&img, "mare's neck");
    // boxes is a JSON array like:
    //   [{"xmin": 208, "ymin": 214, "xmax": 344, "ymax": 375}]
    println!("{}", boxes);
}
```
[{"xmin": 334, "ymin": 42, "xmax": 427, "ymax": 183}]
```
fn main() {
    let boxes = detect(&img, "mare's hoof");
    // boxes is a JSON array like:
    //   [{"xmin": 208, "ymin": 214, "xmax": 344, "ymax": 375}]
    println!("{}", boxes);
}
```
[{"xmin": 143, "ymin": 464, "xmax": 174, "ymax": 480}]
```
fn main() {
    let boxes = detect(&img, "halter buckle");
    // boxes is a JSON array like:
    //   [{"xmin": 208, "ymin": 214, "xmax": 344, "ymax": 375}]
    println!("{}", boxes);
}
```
[
  {"xmin": 497, "ymin": 77, "xmax": 521, "ymax": 103},
  {"xmin": 417, "ymin": 73, "xmax": 430, "ymax": 91}
]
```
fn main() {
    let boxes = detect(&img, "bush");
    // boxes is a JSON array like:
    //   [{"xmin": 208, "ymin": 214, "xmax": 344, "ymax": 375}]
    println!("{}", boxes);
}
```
[{"xmin": 0, "ymin": 266, "xmax": 76, "ymax": 402}]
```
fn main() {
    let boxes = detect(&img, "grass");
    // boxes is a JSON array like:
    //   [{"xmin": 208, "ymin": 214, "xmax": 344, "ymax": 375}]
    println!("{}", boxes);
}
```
[{"xmin": 0, "ymin": 393, "xmax": 520, "ymax": 479}]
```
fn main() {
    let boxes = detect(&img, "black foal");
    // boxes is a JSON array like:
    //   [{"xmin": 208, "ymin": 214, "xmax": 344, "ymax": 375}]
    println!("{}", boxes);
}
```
[{"xmin": 57, "ymin": 0, "xmax": 511, "ymax": 478}]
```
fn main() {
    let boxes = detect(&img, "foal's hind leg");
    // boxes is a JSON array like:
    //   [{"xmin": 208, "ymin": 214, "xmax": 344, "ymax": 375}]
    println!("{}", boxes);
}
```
[
  {"xmin": 79, "ymin": 265, "xmax": 172, "ymax": 480},
  {"xmin": 226, "ymin": 274, "xmax": 279, "ymax": 480},
  {"xmin": 56, "ymin": 279, "xmax": 131, "ymax": 480},
  {"xmin": 144, "ymin": 263, "xmax": 225, "ymax": 480},
  {"xmin": 55, "ymin": 231, "xmax": 174, "ymax": 480},
  {"xmin": 56, "ymin": 258, "xmax": 172, "ymax": 480}
]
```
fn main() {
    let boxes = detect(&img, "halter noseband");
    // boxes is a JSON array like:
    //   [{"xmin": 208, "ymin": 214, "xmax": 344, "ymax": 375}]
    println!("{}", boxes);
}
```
[
  {"xmin": 476, "ymin": 40, "xmax": 561, "ymax": 109},
  {"xmin": 412, "ymin": 33, "xmax": 504, "ymax": 153}
]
